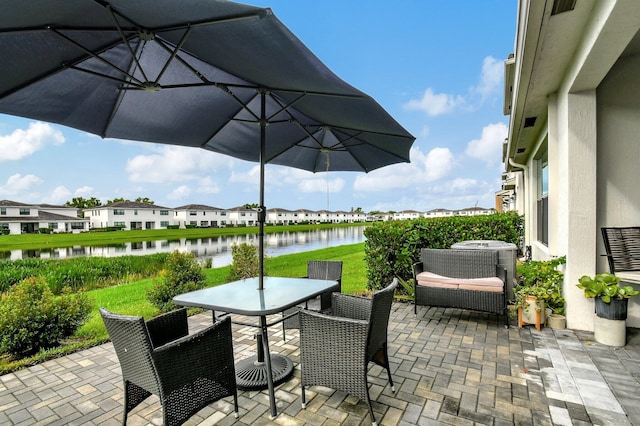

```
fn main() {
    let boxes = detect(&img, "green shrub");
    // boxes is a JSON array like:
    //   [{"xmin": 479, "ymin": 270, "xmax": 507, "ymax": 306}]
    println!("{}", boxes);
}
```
[
  {"xmin": 0, "ymin": 277, "xmax": 91, "ymax": 357},
  {"xmin": 227, "ymin": 242, "xmax": 265, "ymax": 281},
  {"xmin": 146, "ymin": 250, "xmax": 206, "ymax": 313},
  {"xmin": 364, "ymin": 212, "xmax": 524, "ymax": 292}
]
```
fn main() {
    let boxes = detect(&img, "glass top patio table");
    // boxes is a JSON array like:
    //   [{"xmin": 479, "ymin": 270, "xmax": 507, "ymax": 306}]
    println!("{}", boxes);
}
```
[
  {"xmin": 173, "ymin": 276, "xmax": 338, "ymax": 315},
  {"xmin": 173, "ymin": 276, "xmax": 338, "ymax": 419}
]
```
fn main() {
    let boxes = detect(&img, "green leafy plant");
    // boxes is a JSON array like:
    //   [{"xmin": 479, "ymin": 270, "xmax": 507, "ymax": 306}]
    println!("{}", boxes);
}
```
[
  {"xmin": 513, "ymin": 256, "xmax": 566, "ymax": 316},
  {"xmin": 0, "ymin": 277, "xmax": 92, "ymax": 357},
  {"xmin": 395, "ymin": 277, "xmax": 415, "ymax": 301},
  {"xmin": 227, "ymin": 242, "xmax": 268, "ymax": 281},
  {"xmin": 576, "ymin": 273, "xmax": 639, "ymax": 302},
  {"xmin": 146, "ymin": 250, "xmax": 206, "ymax": 313}
]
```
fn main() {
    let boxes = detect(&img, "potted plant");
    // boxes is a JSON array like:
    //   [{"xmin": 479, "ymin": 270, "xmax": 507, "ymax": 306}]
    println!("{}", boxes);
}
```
[
  {"xmin": 576, "ymin": 272, "xmax": 639, "ymax": 346},
  {"xmin": 576, "ymin": 273, "xmax": 639, "ymax": 320},
  {"xmin": 513, "ymin": 256, "xmax": 566, "ymax": 330}
]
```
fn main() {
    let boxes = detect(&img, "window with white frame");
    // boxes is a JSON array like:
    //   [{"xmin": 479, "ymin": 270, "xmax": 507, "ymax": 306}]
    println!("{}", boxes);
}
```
[{"xmin": 537, "ymin": 151, "xmax": 549, "ymax": 246}]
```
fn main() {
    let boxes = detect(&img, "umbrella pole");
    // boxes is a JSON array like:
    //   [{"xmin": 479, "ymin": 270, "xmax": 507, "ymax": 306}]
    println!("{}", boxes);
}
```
[{"xmin": 258, "ymin": 90, "xmax": 266, "ymax": 290}]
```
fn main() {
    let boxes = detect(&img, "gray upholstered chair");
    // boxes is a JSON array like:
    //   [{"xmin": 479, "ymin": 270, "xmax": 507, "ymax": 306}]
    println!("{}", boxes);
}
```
[
  {"xmin": 298, "ymin": 278, "xmax": 397, "ymax": 426},
  {"xmin": 282, "ymin": 260, "xmax": 343, "ymax": 336},
  {"xmin": 100, "ymin": 308, "xmax": 238, "ymax": 426}
]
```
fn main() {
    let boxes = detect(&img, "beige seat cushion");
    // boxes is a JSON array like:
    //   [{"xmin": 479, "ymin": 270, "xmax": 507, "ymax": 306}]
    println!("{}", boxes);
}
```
[{"xmin": 416, "ymin": 271, "xmax": 503, "ymax": 292}]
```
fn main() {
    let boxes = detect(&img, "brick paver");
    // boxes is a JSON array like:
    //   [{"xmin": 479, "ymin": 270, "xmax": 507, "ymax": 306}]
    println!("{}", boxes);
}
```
[{"xmin": 1, "ymin": 302, "xmax": 639, "ymax": 425}]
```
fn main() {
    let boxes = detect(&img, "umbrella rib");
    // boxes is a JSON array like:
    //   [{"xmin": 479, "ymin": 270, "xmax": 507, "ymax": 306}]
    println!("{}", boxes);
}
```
[
  {"xmin": 153, "ymin": 27, "xmax": 193, "ymax": 84},
  {"xmin": 50, "ymin": 28, "xmax": 144, "ymax": 87},
  {"xmin": 107, "ymin": 5, "xmax": 152, "ymax": 84}
]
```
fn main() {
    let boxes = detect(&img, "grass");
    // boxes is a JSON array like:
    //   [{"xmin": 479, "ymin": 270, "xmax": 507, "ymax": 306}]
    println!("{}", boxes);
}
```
[{"xmin": 0, "ymin": 242, "xmax": 366, "ymax": 374}]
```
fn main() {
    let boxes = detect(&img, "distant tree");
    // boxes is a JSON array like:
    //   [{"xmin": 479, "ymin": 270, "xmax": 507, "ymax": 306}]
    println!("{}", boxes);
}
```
[
  {"xmin": 106, "ymin": 197, "xmax": 127, "ymax": 205},
  {"xmin": 135, "ymin": 197, "xmax": 155, "ymax": 205},
  {"xmin": 369, "ymin": 210, "xmax": 381, "ymax": 215},
  {"xmin": 65, "ymin": 197, "xmax": 102, "ymax": 209},
  {"xmin": 244, "ymin": 203, "xmax": 259, "ymax": 209}
]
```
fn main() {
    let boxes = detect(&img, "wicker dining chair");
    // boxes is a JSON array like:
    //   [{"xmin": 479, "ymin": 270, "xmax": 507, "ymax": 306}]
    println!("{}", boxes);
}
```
[
  {"xmin": 100, "ymin": 308, "xmax": 239, "ymax": 426},
  {"xmin": 282, "ymin": 260, "xmax": 343, "ymax": 336},
  {"xmin": 298, "ymin": 278, "xmax": 398, "ymax": 426}
]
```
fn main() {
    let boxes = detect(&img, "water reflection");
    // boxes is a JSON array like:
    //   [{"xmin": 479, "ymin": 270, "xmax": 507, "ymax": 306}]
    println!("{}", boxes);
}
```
[{"xmin": 0, "ymin": 226, "xmax": 366, "ymax": 266}]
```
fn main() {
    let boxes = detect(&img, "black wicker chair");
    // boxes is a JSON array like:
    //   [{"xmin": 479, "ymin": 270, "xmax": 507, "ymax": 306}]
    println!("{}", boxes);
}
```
[
  {"xmin": 282, "ymin": 260, "xmax": 343, "ymax": 335},
  {"xmin": 100, "ymin": 308, "xmax": 239, "ymax": 426},
  {"xmin": 602, "ymin": 227, "xmax": 640, "ymax": 279},
  {"xmin": 298, "ymin": 278, "xmax": 397, "ymax": 426}
]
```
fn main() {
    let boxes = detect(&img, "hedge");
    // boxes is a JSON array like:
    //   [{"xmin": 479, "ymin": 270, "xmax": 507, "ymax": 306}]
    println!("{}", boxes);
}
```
[{"xmin": 364, "ymin": 212, "xmax": 524, "ymax": 291}]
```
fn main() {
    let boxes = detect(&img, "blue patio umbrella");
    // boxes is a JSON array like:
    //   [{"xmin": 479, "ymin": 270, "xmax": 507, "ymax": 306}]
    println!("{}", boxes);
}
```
[{"xmin": 0, "ymin": 0, "xmax": 415, "ymax": 289}]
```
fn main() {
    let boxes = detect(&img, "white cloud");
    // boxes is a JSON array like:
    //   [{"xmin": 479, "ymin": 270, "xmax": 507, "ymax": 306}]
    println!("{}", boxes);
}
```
[
  {"xmin": 167, "ymin": 185, "xmax": 191, "ymax": 200},
  {"xmin": 126, "ymin": 145, "xmax": 231, "ymax": 184},
  {"xmin": 403, "ymin": 88, "xmax": 465, "ymax": 116},
  {"xmin": 74, "ymin": 186, "xmax": 95, "ymax": 197},
  {"xmin": 0, "ymin": 122, "xmax": 64, "ymax": 162},
  {"xmin": 298, "ymin": 177, "xmax": 345, "ymax": 193},
  {"xmin": 44, "ymin": 186, "xmax": 72, "ymax": 204},
  {"xmin": 0, "ymin": 173, "xmax": 42, "ymax": 196},
  {"xmin": 423, "ymin": 147, "xmax": 456, "ymax": 181},
  {"xmin": 353, "ymin": 146, "xmax": 456, "ymax": 192},
  {"xmin": 195, "ymin": 177, "xmax": 221, "ymax": 194},
  {"xmin": 472, "ymin": 56, "xmax": 503, "ymax": 101},
  {"xmin": 465, "ymin": 122, "xmax": 508, "ymax": 166}
]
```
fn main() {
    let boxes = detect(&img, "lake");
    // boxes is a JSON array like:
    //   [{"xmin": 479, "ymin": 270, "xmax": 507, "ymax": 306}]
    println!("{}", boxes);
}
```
[{"xmin": 0, "ymin": 226, "xmax": 366, "ymax": 266}]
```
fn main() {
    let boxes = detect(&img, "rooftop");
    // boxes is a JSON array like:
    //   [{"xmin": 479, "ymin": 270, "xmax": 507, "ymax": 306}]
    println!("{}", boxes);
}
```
[{"xmin": 1, "ymin": 302, "xmax": 639, "ymax": 425}]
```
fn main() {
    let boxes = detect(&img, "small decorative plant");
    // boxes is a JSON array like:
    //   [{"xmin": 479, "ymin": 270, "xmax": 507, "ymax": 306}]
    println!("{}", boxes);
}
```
[
  {"xmin": 576, "ymin": 273, "xmax": 639, "ymax": 302},
  {"xmin": 513, "ymin": 256, "xmax": 566, "ymax": 317}
]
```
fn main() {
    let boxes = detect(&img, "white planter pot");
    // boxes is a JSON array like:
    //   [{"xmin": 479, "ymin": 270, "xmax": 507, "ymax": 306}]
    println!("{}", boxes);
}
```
[
  {"xmin": 594, "ymin": 316, "xmax": 626, "ymax": 346},
  {"xmin": 548, "ymin": 313, "xmax": 566, "ymax": 329}
]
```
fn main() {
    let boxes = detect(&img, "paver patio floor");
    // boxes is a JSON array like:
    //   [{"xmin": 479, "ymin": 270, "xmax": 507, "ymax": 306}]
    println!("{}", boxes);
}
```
[{"xmin": 1, "ymin": 302, "xmax": 639, "ymax": 425}]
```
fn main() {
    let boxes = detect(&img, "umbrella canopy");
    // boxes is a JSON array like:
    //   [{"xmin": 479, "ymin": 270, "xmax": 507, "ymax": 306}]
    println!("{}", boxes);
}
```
[{"xmin": 0, "ymin": 0, "xmax": 415, "ymax": 286}]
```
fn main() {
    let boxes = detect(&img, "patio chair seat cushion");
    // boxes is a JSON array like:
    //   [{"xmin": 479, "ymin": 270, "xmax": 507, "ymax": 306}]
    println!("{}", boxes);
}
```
[{"xmin": 416, "ymin": 271, "xmax": 504, "ymax": 292}]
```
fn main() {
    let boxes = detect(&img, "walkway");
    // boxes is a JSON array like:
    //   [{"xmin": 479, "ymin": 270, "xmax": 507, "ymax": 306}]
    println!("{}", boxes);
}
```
[{"xmin": 1, "ymin": 302, "xmax": 639, "ymax": 425}]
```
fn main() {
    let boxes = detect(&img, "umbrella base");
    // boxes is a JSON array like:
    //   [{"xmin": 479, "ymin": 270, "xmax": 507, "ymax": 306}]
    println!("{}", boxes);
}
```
[{"xmin": 235, "ymin": 353, "xmax": 294, "ymax": 390}]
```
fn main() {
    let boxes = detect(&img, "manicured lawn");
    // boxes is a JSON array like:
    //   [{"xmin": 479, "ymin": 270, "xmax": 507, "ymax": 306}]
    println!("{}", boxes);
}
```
[{"xmin": 0, "ymin": 242, "xmax": 366, "ymax": 374}]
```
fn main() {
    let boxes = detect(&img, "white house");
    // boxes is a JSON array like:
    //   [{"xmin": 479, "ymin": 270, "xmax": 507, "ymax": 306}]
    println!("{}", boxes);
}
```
[
  {"xmin": 227, "ymin": 206, "xmax": 258, "ymax": 227},
  {"xmin": 424, "ymin": 208, "xmax": 455, "ymax": 218},
  {"xmin": 393, "ymin": 210, "xmax": 422, "ymax": 221},
  {"xmin": 84, "ymin": 201, "xmax": 173, "ymax": 230},
  {"xmin": 0, "ymin": 200, "xmax": 88, "ymax": 234},
  {"xmin": 173, "ymin": 204, "xmax": 227, "ymax": 228},
  {"xmin": 266, "ymin": 208, "xmax": 293, "ymax": 225},
  {"xmin": 503, "ymin": 0, "xmax": 640, "ymax": 329}
]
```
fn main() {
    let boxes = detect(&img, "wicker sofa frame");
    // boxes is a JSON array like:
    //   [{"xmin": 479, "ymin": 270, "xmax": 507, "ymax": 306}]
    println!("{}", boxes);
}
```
[{"xmin": 412, "ymin": 248, "xmax": 508, "ymax": 326}]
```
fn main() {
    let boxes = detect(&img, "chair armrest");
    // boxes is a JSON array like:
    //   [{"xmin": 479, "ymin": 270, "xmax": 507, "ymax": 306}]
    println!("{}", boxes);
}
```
[
  {"xmin": 332, "ymin": 293, "xmax": 372, "ymax": 321},
  {"xmin": 152, "ymin": 317, "xmax": 236, "ymax": 394},
  {"xmin": 146, "ymin": 308, "xmax": 189, "ymax": 348},
  {"xmin": 496, "ymin": 265, "xmax": 507, "ymax": 285},
  {"xmin": 412, "ymin": 261, "xmax": 424, "ymax": 277}
]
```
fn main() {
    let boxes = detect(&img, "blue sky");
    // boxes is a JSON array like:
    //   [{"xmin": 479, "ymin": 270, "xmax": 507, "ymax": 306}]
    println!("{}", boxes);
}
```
[{"xmin": 0, "ymin": 1, "xmax": 516, "ymax": 212}]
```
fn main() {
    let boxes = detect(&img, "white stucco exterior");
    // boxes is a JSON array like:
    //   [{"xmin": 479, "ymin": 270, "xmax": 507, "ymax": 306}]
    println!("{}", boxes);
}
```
[{"xmin": 504, "ymin": 0, "xmax": 640, "ymax": 330}]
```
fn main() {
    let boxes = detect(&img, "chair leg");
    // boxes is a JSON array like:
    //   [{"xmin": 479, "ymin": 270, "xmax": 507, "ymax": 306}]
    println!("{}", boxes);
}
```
[
  {"xmin": 233, "ymin": 390, "xmax": 239, "ymax": 418},
  {"xmin": 301, "ymin": 385, "xmax": 307, "ymax": 408},
  {"xmin": 364, "ymin": 387, "xmax": 377, "ymax": 426},
  {"xmin": 372, "ymin": 344, "xmax": 395, "ymax": 392}
]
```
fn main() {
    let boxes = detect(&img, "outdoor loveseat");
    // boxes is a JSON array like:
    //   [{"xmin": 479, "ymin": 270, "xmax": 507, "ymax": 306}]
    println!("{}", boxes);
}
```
[{"xmin": 412, "ymin": 248, "xmax": 508, "ymax": 326}]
